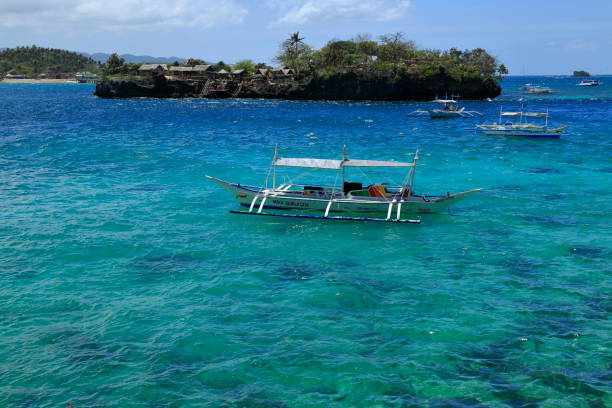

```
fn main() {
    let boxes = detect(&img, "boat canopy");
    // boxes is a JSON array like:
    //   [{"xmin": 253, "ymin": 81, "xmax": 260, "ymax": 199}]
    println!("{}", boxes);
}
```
[
  {"xmin": 501, "ymin": 112, "xmax": 547, "ymax": 117},
  {"xmin": 433, "ymin": 99, "xmax": 458, "ymax": 103},
  {"xmin": 274, "ymin": 157, "xmax": 413, "ymax": 170}
]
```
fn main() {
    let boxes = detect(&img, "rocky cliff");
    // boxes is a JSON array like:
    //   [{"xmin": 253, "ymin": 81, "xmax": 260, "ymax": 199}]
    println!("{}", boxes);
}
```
[{"xmin": 94, "ymin": 72, "xmax": 501, "ymax": 100}]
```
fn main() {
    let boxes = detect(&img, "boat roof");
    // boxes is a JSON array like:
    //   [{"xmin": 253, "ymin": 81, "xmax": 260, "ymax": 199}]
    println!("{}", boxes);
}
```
[
  {"xmin": 433, "ymin": 99, "xmax": 458, "ymax": 103},
  {"xmin": 274, "ymin": 157, "xmax": 413, "ymax": 170},
  {"xmin": 501, "ymin": 112, "xmax": 547, "ymax": 117}
]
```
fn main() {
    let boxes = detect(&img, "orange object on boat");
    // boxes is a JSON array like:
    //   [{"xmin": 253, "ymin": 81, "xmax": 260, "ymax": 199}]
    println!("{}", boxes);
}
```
[{"xmin": 368, "ymin": 185, "xmax": 389, "ymax": 198}]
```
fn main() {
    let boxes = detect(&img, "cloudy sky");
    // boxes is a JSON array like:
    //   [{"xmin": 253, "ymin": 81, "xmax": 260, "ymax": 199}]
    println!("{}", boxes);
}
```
[{"xmin": 1, "ymin": 0, "xmax": 611, "ymax": 74}]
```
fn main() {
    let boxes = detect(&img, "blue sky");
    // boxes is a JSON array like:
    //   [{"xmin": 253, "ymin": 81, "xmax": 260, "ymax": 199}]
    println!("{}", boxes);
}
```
[{"xmin": 1, "ymin": 0, "xmax": 611, "ymax": 74}]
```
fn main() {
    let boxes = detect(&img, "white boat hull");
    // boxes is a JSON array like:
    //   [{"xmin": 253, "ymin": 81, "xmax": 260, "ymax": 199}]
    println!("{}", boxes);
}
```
[
  {"xmin": 477, "ymin": 126, "xmax": 567, "ymax": 138},
  {"xmin": 428, "ymin": 109, "xmax": 462, "ymax": 118},
  {"xmin": 206, "ymin": 176, "xmax": 481, "ymax": 217}
]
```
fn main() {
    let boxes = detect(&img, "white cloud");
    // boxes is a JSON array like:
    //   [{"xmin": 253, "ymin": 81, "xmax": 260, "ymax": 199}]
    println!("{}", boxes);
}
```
[
  {"xmin": 268, "ymin": 0, "xmax": 411, "ymax": 25},
  {"xmin": 563, "ymin": 39, "xmax": 600, "ymax": 52},
  {"xmin": 0, "ymin": 0, "xmax": 247, "ymax": 30}
]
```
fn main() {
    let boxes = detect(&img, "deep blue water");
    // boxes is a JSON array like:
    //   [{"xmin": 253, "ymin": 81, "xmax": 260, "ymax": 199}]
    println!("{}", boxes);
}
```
[{"xmin": 0, "ymin": 76, "xmax": 610, "ymax": 407}]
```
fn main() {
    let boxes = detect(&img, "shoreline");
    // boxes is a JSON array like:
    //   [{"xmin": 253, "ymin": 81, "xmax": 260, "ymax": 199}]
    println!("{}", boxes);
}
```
[{"xmin": 1, "ymin": 79, "xmax": 85, "ymax": 84}]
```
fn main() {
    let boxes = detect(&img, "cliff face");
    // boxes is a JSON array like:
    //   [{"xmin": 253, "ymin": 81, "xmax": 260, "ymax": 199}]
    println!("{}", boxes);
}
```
[{"xmin": 94, "ymin": 72, "xmax": 501, "ymax": 100}]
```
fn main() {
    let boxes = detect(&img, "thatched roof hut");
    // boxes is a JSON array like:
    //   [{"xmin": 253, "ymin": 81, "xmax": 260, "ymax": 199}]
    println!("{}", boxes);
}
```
[
  {"xmin": 138, "ymin": 64, "xmax": 168, "ymax": 72},
  {"xmin": 271, "ymin": 66, "xmax": 294, "ymax": 77},
  {"xmin": 193, "ymin": 65, "xmax": 212, "ymax": 73},
  {"xmin": 169, "ymin": 66, "xmax": 193, "ymax": 72}
]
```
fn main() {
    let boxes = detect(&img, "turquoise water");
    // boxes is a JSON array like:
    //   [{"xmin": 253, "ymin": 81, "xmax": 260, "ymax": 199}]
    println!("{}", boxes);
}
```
[{"xmin": 0, "ymin": 76, "xmax": 610, "ymax": 407}]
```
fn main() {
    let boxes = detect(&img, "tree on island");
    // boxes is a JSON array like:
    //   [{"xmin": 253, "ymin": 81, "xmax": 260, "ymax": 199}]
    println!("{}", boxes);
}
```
[
  {"xmin": 102, "ymin": 53, "xmax": 126, "ymax": 75},
  {"xmin": 233, "ymin": 59, "xmax": 257, "ymax": 74},
  {"xmin": 101, "ymin": 53, "xmax": 139, "ymax": 76},
  {"xmin": 271, "ymin": 32, "xmax": 506, "ymax": 82},
  {"xmin": 186, "ymin": 58, "xmax": 205, "ymax": 67},
  {"xmin": 211, "ymin": 61, "xmax": 231, "ymax": 71},
  {"xmin": 275, "ymin": 32, "xmax": 313, "ymax": 75},
  {"xmin": 377, "ymin": 32, "xmax": 417, "ymax": 63}
]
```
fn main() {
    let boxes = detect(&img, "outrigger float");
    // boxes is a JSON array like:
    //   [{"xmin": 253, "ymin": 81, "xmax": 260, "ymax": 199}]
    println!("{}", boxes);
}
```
[{"xmin": 206, "ymin": 147, "xmax": 481, "ymax": 224}]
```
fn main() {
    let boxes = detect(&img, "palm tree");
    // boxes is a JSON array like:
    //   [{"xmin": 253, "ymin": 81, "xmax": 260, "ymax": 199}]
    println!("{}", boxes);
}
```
[{"xmin": 289, "ymin": 32, "xmax": 304, "ymax": 61}]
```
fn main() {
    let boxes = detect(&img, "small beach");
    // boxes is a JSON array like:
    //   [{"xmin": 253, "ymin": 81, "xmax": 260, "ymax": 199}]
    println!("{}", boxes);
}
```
[{"xmin": 1, "ymin": 78, "xmax": 80, "ymax": 84}]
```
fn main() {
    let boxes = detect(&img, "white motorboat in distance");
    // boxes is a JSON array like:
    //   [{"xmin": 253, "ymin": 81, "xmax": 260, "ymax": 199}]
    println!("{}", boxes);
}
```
[
  {"xmin": 577, "ymin": 79, "xmax": 601, "ymax": 86},
  {"xmin": 206, "ymin": 147, "xmax": 481, "ymax": 223}
]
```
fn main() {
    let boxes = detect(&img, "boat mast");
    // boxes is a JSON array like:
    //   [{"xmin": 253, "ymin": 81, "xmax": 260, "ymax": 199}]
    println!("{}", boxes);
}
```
[
  {"xmin": 545, "ymin": 109, "xmax": 549, "ymax": 127},
  {"xmin": 341, "ymin": 145, "xmax": 347, "ymax": 194},
  {"xmin": 406, "ymin": 149, "xmax": 419, "ymax": 195},
  {"xmin": 272, "ymin": 144, "xmax": 278, "ymax": 189}
]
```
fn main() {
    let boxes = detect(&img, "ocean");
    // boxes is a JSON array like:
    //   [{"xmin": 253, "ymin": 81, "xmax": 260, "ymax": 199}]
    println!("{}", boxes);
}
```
[{"xmin": 0, "ymin": 76, "xmax": 610, "ymax": 407}]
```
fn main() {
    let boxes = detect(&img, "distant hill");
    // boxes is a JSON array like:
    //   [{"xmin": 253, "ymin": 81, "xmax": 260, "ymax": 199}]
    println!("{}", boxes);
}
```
[
  {"xmin": 81, "ymin": 52, "xmax": 185, "ymax": 64},
  {"xmin": 0, "ymin": 46, "xmax": 98, "ymax": 75}
]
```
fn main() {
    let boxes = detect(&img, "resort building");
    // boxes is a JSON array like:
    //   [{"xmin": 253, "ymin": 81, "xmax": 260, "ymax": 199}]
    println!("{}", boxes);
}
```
[
  {"xmin": 193, "ymin": 65, "xmax": 213, "ymax": 79},
  {"xmin": 75, "ymin": 72, "xmax": 99, "ymax": 83},
  {"xmin": 231, "ymin": 69, "xmax": 247, "ymax": 79},
  {"xmin": 216, "ymin": 69, "xmax": 230, "ymax": 78},
  {"xmin": 254, "ymin": 68, "xmax": 269, "ymax": 77},
  {"xmin": 138, "ymin": 64, "xmax": 168, "ymax": 77},
  {"xmin": 46, "ymin": 66, "xmax": 59, "ymax": 79},
  {"xmin": 270, "ymin": 67, "xmax": 295, "ymax": 83},
  {"xmin": 168, "ymin": 66, "xmax": 194, "ymax": 79}
]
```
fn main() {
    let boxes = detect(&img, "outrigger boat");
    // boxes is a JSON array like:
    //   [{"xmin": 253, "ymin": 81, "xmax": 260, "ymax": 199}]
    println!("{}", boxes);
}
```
[
  {"xmin": 408, "ymin": 95, "xmax": 481, "ymax": 118},
  {"xmin": 206, "ymin": 147, "xmax": 481, "ymax": 224},
  {"xmin": 475, "ymin": 107, "xmax": 568, "ymax": 138}
]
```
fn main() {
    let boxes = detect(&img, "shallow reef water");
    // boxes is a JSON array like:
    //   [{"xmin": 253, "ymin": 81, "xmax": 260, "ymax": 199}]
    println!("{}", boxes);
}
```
[{"xmin": 0, "ymin": 76, "xmax": 610, "ymax": 407}]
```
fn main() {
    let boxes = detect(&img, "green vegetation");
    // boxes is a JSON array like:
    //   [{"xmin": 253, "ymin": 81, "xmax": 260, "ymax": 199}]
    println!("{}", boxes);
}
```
[
  {"xmin": 275, "ymin": 32, "xmax": 313, "ymax": 75},
  {"xmin": 275, "ymin": 32, "xmax": 506, "ymax": 81},
  {"xmin": 232, "ymin": 60, "xmax": 271, "ymax": 74},
  {"xmin": 101, "ymin": 53, "xmax": 139, "ymax": 76},
  {"xmin": 186, "ymin": 58, "xmax": 206, "ymax": 66},
  {"xmin": 211, "ymin": 61, "xmax": 232, "ymax": 72},
  {"xmin": 572, "ymin": 70, "xmax": 591, "ymax": 77},
  {"xmin": 0, "ymin": 45, "xmax": 98, "ymax": 76}
]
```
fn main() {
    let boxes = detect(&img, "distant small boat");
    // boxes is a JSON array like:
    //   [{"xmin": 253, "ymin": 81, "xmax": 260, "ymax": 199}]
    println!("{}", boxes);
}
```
[
  {"xmin": 476, "ymin": 107, "xmax": 568, "ymax": 138},
  {"xmin": 576, "ymin": 79, "xmax": 601, "ymax": 86},
  {"xmin": 523, "ymin": 84, "xmax": 554, "ymax": 94},
  {"xmin": 408, "ymin": 95, "xmax": 482, "ymax": 118}
]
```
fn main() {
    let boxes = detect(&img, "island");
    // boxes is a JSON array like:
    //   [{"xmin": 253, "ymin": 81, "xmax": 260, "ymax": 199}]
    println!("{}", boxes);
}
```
[
  {"xmin": 572, "ymin": 70, "xmax": 591, "ymax": 77},
  {"xmin": 94, "ymin": 33, "xmax": 505, "ymax": 101}
]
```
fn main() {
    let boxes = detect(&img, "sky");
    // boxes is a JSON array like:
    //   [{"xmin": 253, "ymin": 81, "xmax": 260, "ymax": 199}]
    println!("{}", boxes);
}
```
[{"xmin": 1, "ymin": 0, "xmax": 611, "ymax": 75}]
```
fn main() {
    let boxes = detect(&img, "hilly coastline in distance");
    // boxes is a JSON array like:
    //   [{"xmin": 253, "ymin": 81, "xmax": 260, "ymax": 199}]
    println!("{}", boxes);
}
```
[
  {"xmin": 80, "ymin": 52, "xmax": 185, "ymax": 64},
  {"xmin": 0, "ymin": 45, "xmax": 186, "ymax": 76}
]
